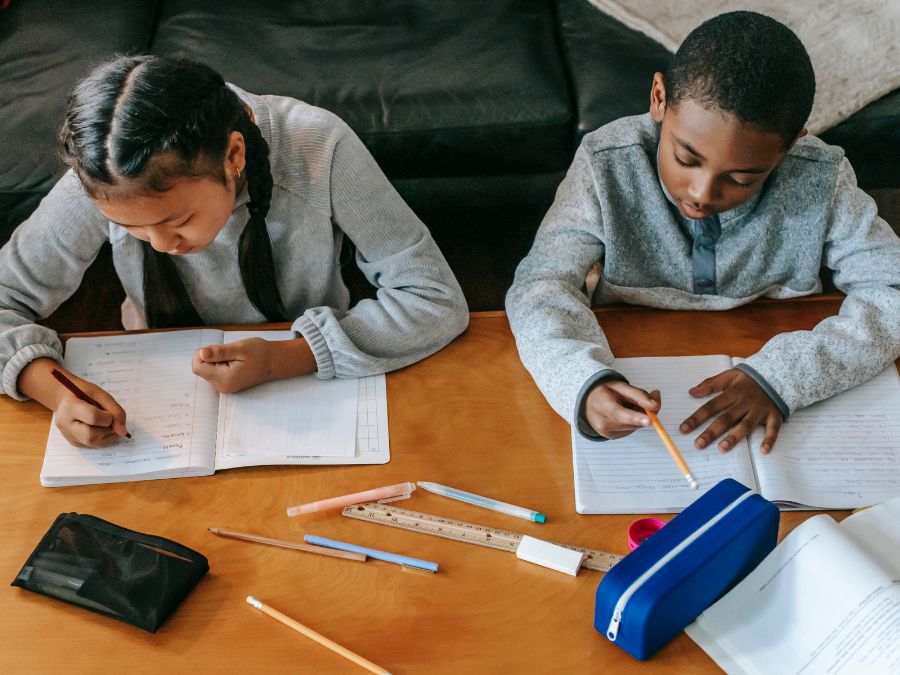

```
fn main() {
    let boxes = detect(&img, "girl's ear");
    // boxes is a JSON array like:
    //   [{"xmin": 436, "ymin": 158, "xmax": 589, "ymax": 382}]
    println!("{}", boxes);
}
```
[
  {"xmin": 649, "ymin": 72, "xmax": 667, "ymax": 124},
  {"xmin": 224, "ymin": 130, "xmax": 246, "ymax": 182}
]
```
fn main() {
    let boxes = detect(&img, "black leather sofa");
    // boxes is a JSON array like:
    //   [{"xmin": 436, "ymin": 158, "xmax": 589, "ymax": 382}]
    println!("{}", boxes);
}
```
[{"xmin": 2, "ymin": 0, "xmax": 898, "ymax": 329}]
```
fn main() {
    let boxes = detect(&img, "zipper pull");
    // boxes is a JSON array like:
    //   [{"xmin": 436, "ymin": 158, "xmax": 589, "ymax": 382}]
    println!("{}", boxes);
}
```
[{"xmin": 606, "ymin": 608, "xmax": 622, "ymax": 641}]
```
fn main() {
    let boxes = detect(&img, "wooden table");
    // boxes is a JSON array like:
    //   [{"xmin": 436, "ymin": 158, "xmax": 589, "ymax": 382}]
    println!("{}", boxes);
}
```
[{"xmin": 1, "ymin": 295, "xmax": 889, "ymax": 673}]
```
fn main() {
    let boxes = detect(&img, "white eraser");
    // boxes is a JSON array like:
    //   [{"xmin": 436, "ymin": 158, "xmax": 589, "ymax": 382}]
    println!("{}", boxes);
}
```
[{"xmin": 516, "ymin": 536, "xmax": 584, "ymax": 576}]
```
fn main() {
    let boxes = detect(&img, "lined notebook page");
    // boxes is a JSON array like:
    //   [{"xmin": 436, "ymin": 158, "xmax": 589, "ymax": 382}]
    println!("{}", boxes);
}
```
[
  {"xmin": 750, "ymin": 366, "xmax": 900, "ymax": 509},
  {"xmin": 214, "ymin": 331, "xmax": 389, "ymax": 468},
  {"xmin": 573, "ymin": 355, "xmax": 758, "ymax": 513},
  {"xmin": 41, "ymin": 330, "xmax": 222, "ymax": 486}
]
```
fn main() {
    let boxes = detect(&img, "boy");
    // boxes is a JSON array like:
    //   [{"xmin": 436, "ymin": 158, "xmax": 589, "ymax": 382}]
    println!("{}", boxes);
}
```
[{"xmin": 506, "ymin": 11, "xmax": 900, "ymax": 453}]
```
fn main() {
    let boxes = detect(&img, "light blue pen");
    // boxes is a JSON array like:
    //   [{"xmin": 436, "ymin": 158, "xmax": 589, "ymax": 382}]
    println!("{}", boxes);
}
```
[
  {"xmin": 417, "ymin": 481, "xmax": 547, "ymax": 524},
  {"xmin": 303, "ymin": 535, "xmax": 439, "ymax": 573}
]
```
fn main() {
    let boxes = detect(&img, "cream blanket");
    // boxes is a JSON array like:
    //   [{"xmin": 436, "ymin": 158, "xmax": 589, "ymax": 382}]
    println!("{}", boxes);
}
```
[{"xmin": 586, "ymin": 0, "xmax": 900, "ymax": 134}]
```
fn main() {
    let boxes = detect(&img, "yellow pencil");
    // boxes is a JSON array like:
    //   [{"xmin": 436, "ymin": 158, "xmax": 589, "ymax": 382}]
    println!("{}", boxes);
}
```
[
  {"xmin": 645, "ymin": 410, "xmax": 699, "ymax": 490},
  {"xmin": 247, "ymin": 597, "xmax": 390, "ymax": 674}
]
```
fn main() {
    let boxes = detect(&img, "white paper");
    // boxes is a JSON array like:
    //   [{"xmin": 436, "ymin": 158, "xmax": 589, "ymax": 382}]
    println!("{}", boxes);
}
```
[
  {"xmin": 41, "ymin": 330, "xmax": 221, "ymax": 485},
  {"xmin": 214, "ymin": 331, "xmax": 357, "ymax": 463},
  {"xmin": 687, "ymin": 496, "xmax": 900, "ymax": 675},
  {"xmin": 573, "ymin": 355, "xmax": 758, "ymax": 513},
  {"xmin": 750, "ymin": 367, "xmax": 900, "ymax": 509},
  {"xmin": 214, "ymin": 330, "xmax": 390, "ymax": 468}
]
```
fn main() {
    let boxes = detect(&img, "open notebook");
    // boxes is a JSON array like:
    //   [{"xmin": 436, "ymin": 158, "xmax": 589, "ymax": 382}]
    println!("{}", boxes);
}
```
[
  {"xmin": 573, "ymin": 355, "xmax": 900, "ymax": 513},
  {"xmin": 686, "ymin": 494, "xmax": 900, "ymax": 674},
  {"xmin": 41, "ymin": 330, "xmax": 389, "ymax": 487}
]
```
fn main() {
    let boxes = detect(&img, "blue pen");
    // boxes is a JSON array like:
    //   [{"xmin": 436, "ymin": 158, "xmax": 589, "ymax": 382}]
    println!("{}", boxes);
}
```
[
  {"xmin": 304, "ymin": 535, "xmax": 439, "ymax": 573},
  {"xmin": 417, "ymin": 481, "xmax": 547, "ymax": 523}
]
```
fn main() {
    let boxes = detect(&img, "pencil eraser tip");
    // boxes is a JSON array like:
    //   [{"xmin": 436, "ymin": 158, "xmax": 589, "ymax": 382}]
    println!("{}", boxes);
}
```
[{"xmin": 687, "ymin": 477, "xmax": 699, "ymax": 490}]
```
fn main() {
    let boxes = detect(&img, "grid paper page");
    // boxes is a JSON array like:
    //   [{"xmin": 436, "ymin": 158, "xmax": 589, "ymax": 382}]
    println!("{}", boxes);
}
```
[
  {"xmin": 41, "ymin": 330, "xmax": 221, "ymax": 486},
  {"xmin": 573, "ymin": 355, "xmax": 757, "ymax": 513},
  {"xmin": 215, "ymin": 332, "xmax": 357, "ymax": 461},
  {"xmin": 215, "ymin": 351, "xmax": 389, "ymax": 470},
  {"xmin": 750, "ymin": 366, "xmax": 900, "ymax": 509}
]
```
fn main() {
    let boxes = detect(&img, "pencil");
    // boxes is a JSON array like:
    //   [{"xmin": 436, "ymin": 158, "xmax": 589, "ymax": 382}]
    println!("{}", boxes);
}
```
[
  {"xmin": 208, "ymin": 528, "xmax": 367, "ymax": 562},
  {"xmin": 246, "ymin": 596, "xmax": 391, "ymax": 675},
  {"xmin": 50, "ymin": 368, "xmax": 103, "ymax": 407},
  {"xmin": 645, "ymin": 410, "xmax": 699, "ymax": 490},
  {"xmin": 50, "ymin": 368, "xmax": 131, "ymax": 438}
]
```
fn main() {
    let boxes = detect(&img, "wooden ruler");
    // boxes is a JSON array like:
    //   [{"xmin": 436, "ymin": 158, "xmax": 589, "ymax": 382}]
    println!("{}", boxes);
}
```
[{"xmin": 342, "ymin": 502, "xmax": 623, "ymax": 572}]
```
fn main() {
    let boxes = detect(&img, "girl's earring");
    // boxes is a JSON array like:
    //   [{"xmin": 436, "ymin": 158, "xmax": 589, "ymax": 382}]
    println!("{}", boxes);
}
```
[{"xmin": 236, "ymin": 167, "xmax": 242, "ymax": 178}]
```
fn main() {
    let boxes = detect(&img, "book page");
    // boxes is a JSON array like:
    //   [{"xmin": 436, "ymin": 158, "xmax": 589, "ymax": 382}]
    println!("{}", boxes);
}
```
[
  {"xmin": 749, "ymin": 367, "xmax": 900, "ymax": 509},
  {"xmin": 573, "ymin": 356, "xmax": 758, "ymax": 513},
  {"xmin": 687, "ymin": 496, "xmax": 900, "ymax": 675},
  {"xmin": 214, "ymin": 331, "xmax": 388, "ymax": 469},
  {"xmin": 41, "ymin": 330, "xmax": 222, "ymax": 486}
]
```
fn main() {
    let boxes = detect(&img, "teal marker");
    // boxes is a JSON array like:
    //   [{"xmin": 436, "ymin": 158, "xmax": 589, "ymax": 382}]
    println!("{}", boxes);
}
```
[{"xmin": 417, "ymin": 481, "xmax": 547, "ymax": 524}]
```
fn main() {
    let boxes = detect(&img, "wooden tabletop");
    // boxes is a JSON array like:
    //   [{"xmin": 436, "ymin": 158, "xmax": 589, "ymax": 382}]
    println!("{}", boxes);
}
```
[{"xmin": 1, "ymin": 295, "xmax": 888, "ymax": 673}]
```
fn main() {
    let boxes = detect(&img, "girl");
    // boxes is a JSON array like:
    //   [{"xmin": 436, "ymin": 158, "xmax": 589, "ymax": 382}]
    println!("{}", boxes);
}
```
[{"xmin": 0, "ymin": 55, "xmax": 468, "ymax": 448}]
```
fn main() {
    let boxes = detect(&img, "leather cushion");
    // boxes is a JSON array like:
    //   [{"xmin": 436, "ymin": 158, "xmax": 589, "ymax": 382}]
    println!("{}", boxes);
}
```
[
  {"xmin": 0, "ymin": 0, "xmax": 157, "ymax": 240},
  {"xmin": 554, "ymin": 0, "xmax": 671, "ymax": 140},
  {"xmin": 820, "ymin": 89, "xmax": 900, "ymax": 190},
  {"xmin": 151, "ymin": 0, "xmax": 573, "ymax": 179}
]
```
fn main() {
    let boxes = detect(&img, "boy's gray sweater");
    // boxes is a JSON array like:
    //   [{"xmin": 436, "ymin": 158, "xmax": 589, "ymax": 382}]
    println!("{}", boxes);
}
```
[
  {"xmin": 0, "ymin": 87, "xmax": 469, "ymax": 400},
  {"xmin": 507, "ymin": 114, "xmax": 900, "ymax": 437}
]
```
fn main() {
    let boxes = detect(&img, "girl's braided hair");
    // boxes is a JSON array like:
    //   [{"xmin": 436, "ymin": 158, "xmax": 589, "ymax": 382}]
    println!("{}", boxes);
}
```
[{"xmin": 60, "ymin": 55, "xmax": 287, "ymax": 327}]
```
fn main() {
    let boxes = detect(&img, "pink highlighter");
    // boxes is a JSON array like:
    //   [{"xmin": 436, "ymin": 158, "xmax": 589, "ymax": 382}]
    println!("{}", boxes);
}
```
[{"xmin": 286, "ymin": 482, "xmax": 416, "ymax": 516}]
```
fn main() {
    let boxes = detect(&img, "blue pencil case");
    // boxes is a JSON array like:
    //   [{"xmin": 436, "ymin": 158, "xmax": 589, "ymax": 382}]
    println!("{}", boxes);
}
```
[{"xmin": 594, "ymin": 478, "xmax": 779, "ymax": 660}]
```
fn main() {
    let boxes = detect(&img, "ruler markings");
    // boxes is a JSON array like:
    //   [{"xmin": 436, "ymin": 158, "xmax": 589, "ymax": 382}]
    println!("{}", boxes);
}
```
[{"xmin": 342, "ymin": 502, "xmax": 623, "ymax": 572}]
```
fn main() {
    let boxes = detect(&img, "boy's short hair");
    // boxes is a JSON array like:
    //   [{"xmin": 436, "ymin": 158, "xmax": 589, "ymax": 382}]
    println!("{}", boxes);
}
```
[{"xmin": 665, "ymin": 11, "xmax": 815, "ymax": 144}]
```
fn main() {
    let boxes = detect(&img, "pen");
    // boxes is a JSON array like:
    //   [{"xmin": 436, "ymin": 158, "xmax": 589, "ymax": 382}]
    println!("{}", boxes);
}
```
[
  {"xmin": 303, "ymin": 535, "xmax": 439, "ymax": 573},
  {"xmin": 416, "ymin": 481, "xmax": 547, "ymax": 524},
  {"xmin": 645, "ymin": 410, "xmax": 699, "ymax": 490},
  {"xmin": 286, "ymin": 482, "xmax": 416, "ymax": 516},
  {"xmin": 247, "ymin": 596, "xmax": 391, "ymax": 675},
  {"xmin": 50, "ymin": 368, "xmax": 131, "ymax": 438}
]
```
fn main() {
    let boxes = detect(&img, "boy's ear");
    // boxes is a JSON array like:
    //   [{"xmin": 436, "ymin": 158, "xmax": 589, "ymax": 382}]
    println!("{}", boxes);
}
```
[
  {"xmin": 784, "ymin": 128, "xmax": 808, "ymax": 152},
  {"xmin": 649, "ymin": 72, "xmax": 667, "ymax": 123}
]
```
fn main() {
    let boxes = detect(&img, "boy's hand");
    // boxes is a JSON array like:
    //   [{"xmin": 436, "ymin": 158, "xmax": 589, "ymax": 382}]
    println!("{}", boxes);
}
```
[
  {"xmin": 585, "ymin": 381, "xmax": 660, "ymax": 439},
  {"xmin": 680, "ymin": 368, "xmax": 782, "ymax": 453},
  {"xmin": 192, "ymin": 337, "xmax": 317, "ymax": 394}
]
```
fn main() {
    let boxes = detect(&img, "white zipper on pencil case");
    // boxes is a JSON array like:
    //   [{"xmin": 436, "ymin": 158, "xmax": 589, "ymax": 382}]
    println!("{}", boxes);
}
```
[{"xmin": 606, "ymin": 489, "xmax": 758, "ymax": 642}]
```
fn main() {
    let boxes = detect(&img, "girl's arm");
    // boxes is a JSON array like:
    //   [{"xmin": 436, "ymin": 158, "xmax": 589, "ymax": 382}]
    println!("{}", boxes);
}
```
[
  {"xmin": 0, "ymin": 171, "xmax": 110, "ymax": 401},
  {"xmin": 291, "ymin": 118, "xmax": 469, "ymax": 379}
]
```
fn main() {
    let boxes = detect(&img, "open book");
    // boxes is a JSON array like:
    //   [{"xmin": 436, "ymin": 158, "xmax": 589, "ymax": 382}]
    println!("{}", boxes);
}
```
[
  {"xmin": 41, "ymin": 330, "xmax": 389, "ymax": 487},
  {"xmin": 573, "ymin": 355, "xmax": 900, "ymax": 513},
  {"xmin": 686, "ymin": 494, "xmax": 900, "ymax": 674}
]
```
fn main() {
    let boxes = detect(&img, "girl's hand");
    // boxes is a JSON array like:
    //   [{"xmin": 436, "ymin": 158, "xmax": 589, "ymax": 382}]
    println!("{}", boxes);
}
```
[
  {"xmin": 680, "ymin": 368, "xmax": 782, "ymax": 453},
  {"xmin": 192, "ymin": 337, "xmax": 317, "ymax": 394},
  {"xmin": 585, "ymin": 381, "xmax": 661, "ymax": 439},
  {"xmin": 18, "ymin": 359, "xmax": 129, "ymax": 448}
]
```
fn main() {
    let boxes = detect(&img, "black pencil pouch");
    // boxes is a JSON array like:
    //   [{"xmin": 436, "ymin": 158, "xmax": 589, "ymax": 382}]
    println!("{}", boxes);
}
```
[{"xmin": 11, "ymin": 512, "xmax": 209, "ymax": 632}]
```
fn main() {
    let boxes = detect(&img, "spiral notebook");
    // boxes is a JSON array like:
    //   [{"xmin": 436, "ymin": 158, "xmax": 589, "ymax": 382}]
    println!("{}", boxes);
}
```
[
  {"xmin": 40, "ymin": 329, "xmax": 389, "ymax": 487},
  {"xmin": 573, "ymin": 356, "xmax": 900, "ymax": 513}
]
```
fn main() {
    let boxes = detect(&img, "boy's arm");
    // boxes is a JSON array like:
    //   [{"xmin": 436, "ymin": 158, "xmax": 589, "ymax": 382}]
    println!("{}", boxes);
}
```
[
  {"xmin": 505, "ymin": 142, "xmax": 626, "ymax": 436},
  {"xmin": 740, "ymin": 158, "xmax": 900, "ymax": 416}
]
